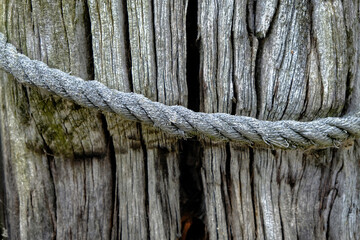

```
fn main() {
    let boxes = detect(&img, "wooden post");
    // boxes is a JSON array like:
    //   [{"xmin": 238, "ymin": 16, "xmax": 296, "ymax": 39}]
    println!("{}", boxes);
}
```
[{"xmin": 0, "ymin": 0, "xmax": 359, "ymax": 239}]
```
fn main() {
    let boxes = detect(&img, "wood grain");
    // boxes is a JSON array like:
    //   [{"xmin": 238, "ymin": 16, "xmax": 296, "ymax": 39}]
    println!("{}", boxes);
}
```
[{"xmin": 0, "ymin": 0, "xmax": 359, "ymax": 239}]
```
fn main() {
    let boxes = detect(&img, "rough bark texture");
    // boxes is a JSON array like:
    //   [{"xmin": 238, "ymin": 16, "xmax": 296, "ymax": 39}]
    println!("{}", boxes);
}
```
[
  {"xmin": 0, "ymin": 0, "xmax": 359, "ymax": 240},
  {"xmin": 197, "ymin": 1, "xmax": 360, "ymax": 240},
  {"xmin": 1, "ymin": 1, "xmax": 113, "ymax": 239}
]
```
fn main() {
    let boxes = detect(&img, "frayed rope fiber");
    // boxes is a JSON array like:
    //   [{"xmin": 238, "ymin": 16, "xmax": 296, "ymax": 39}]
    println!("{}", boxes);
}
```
[{"xmin": 0, "ymin": 32, "xmax": 359, "ymax": 149}]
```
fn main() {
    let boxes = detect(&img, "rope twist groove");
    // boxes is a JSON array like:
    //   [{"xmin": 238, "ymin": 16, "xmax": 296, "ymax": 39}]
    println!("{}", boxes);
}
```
[{"xmin": 0, "ymin": 32, "xmax": 359, "ymax": 149}]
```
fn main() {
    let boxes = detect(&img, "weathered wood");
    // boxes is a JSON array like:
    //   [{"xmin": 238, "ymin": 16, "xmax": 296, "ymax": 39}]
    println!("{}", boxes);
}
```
[
  {"xmin": 126, "ymin": 1, "xmax": 187, "ymax": 238},
  {"xmin": 196, "ymin": 0, "xmax": 360, "ymax": 239},
  {"xmin": 88, "ymin": 0, "xmax": 187, "ymax": 239},
  {"xmin": 250, "ymin": 1, "xmax": 359, "ymax": 239},
  {"xmin": 87, "ymin": 1, "xmax": 148, "ymax": 239},
  {"xmin": 0, "ymin": 1, "xmax": 113, "ymax": 239},
  {"xmin": 197, "ymin": 1, "xmax": 234, "ymax": 239},
  {"xmin": 0, "ymin": 0, "xmax": 359, "ymax": 239},
  {"xmin": 0, "ymin": 128, "xmax": 5, "ymax": 239},
  {"xmin": 233, "ymin": 0, "xmax": 257, "ymax": 117}
]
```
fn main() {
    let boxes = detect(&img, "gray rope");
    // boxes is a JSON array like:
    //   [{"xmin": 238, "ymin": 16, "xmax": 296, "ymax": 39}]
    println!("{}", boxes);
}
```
[{"xmin": 0, "ymin": 32, "xmax": 359, "ymax": 149}]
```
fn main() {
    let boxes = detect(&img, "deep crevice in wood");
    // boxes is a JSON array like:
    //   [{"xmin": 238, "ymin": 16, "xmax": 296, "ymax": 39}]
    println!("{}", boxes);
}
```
[
  {"xmin": 277, "ymin": 161, "xmax": 285, "ymax": 240},
  {"xmin": 254, "ymin": 36, "xmax": 263, "ymax": 119},
  {"xmin": 185, "ymin": 0, "xmax": 200, "ymax": 112},
  {"xmin": 137, "ymin": 123, "xmax": 150, "ymax": 238},
  {"xmin": 121, "ymin": 0, "xmax": 133, "ymax": 92},
  {"xmin": 179, "ymin": 140, "xmax": 205, "ymax": 240},
  {"xmin": 249, "ymin": 148, "xmax": 258, "ymax": 237},
  {"xmin": 100, "ymin": 113, "xmax": 117, "ymax": 239},
  {"xmin": 83, "ymin": 1, "xmax": 95, "ymax": 81},
  {"xmin": 150, "ymin": 1, "xmax": 159, "ymax": 102},
  {"xmin": 230, "ymin": 8, "xmax": 237, "ymax": 117},
  {"xmin": 222, "ymin": 143, "xmax": 233, "ymax": 239},
  {"xmin": 342, "ymin": 70, "xmax": 353, "ymax": 116},
  {"xmin": 0, "ymin": 116, "xmax": 7, "ymax": 239},
  {"xmin": 179, "ymin": 1, "xmax": 207, "ymax": 238},
  {"xmin": 246, "ymin": 0, "xmax": 255, "ymax": 35}
]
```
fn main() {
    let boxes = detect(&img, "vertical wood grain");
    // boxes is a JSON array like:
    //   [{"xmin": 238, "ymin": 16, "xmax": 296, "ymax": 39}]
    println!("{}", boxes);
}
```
[
  {"xmin": 0, "ymin": 0, "xmax": 113, "ymax": 239},
  {"xmin": 0, "ymin": 0, "xmax": 359, "ymax": 239}
]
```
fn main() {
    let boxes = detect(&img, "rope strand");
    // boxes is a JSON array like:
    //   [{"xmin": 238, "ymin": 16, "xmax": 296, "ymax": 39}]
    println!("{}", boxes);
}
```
[{"xmin": 0, "ymin": 32, "xmax": 359, "ymax": 149}]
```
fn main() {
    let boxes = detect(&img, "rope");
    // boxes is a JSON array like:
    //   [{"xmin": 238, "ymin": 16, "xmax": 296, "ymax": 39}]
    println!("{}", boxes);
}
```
[{"xmin": 0, "ymin": 32, "xmax": 359, "ymax": 149}]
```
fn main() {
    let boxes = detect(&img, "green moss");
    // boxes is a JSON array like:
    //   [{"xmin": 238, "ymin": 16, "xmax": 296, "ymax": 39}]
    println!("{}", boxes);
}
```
[
  {"xmin": 28, "ymin": 90, "xmax": 75, "ymax": 157},
  {"xmin": 9, "ymin": 81, "xmax": 31, "ymax": 125}
]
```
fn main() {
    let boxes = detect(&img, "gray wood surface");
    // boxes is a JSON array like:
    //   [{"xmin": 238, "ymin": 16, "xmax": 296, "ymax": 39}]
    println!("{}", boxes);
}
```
[
  {"xmin": 0, "ymin": 0, "xmax": 359, "ymax": 239},
  {"xmin": 0, "ymin": 1, "xmax": 113, "ymax": 239},
  {"xmin": 197, "ymin": 0, "xmax": 360, "ymax": 239}
]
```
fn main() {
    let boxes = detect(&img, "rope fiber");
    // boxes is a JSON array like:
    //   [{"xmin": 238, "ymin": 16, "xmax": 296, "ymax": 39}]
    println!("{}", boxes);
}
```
[{"xmin": 0, "ymin": 32, "xmax": 359, "ymax": 149}]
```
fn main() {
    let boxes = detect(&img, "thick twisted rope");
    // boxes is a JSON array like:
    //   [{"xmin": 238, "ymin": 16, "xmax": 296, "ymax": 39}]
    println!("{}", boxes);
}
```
[{"xmin": 0, "ymin": 33, "xmax": 359, "ymax": 149}]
